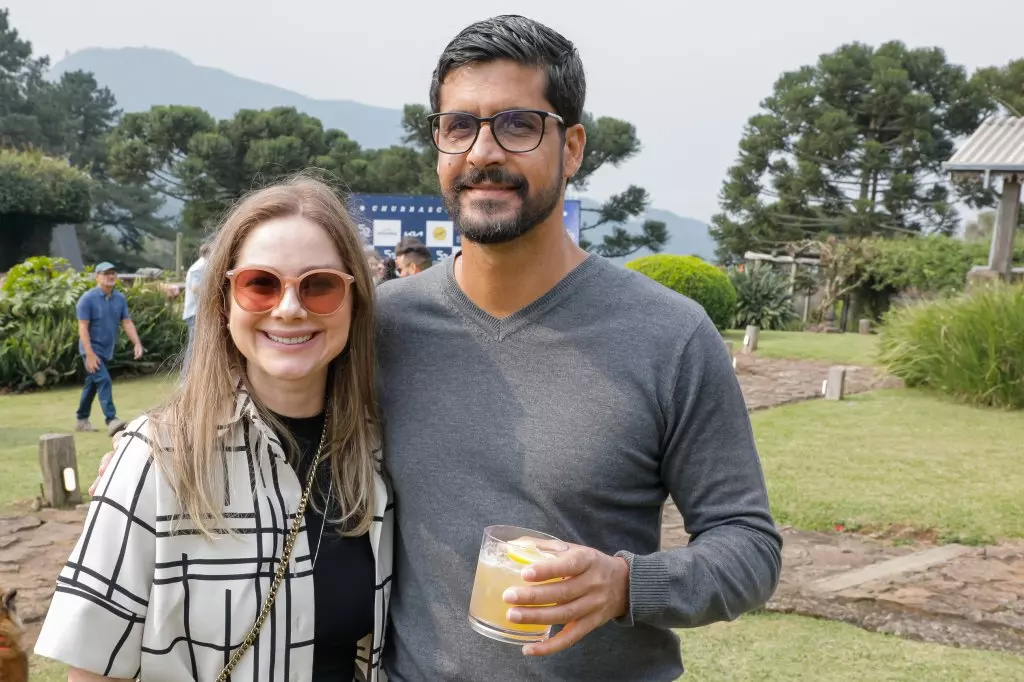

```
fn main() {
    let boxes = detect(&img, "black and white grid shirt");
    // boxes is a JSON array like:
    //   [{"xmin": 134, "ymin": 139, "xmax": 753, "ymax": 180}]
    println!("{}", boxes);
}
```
[{"xmin": 35, "ymin": 388, "xmax": 394, "ymax": 681}]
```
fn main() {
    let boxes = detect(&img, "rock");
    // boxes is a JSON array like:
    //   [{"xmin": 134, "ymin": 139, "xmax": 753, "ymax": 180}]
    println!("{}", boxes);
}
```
[{"xmin": 0, "ymin": 516, "xmax": 41, "ymax": 535}]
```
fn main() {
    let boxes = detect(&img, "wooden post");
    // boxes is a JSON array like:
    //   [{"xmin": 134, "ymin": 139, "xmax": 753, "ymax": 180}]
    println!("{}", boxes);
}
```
[
  {"xmin": 742, "ymin": 325, "xmax": 760, "ymax": 354},
  {"xmin": 989, "ymin": 175, "xmax": 1022, "ymax": 279},
  {"xmin": 176, "ymin": 231, "xmax": 184, "ymax": 278},
  {"xmin": 724, "ymin": 340, "xmax": 734, "ymax": 356},
  {"xmin": 858, "ymin": 318, "xmax": 871, "ymax": 335},
  {"xmin": 823, "ymin": 366, "xmax": 847, "ymax": 401},
  {"xmin": 38, "ymin": 434, "xmax": 82, "ymax": 508}
]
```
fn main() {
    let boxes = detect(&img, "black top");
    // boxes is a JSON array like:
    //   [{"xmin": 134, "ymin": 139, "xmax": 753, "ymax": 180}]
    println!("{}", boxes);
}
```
[{"xmin": 273, "ymin": 411, "xmax": 375, "ymax": 682}]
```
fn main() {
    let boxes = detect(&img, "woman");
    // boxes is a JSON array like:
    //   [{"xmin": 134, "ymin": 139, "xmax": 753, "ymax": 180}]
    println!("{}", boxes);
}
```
[{"xmin": 34, "ymin": 175, "xmax": 393, "ymax": 682}]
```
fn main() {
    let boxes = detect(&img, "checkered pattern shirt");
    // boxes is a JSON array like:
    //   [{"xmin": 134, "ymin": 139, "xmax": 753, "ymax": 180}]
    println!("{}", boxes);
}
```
[{"xmin": 35, "ymin": 387, "xmax": 394, "ymax": 681}]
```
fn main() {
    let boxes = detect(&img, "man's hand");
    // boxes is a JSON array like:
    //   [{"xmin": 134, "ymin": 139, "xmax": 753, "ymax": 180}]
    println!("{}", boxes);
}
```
[
  {"xmin": 84, "ymin": 352, "xmax": 100, "ymax": 373},
  {"xmin": 133, "ymin": 343, "xmax": 145, "ymax": 360},
  {"xmin": 502, "ymin": 545, "xmax": 630, "ymax": 656}
]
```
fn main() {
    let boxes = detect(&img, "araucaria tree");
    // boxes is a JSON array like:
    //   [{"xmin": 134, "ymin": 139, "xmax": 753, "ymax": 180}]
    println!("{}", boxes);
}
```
[{"xmin": 710, "ymin": 41, "xmax": 993, "ymax": 262}]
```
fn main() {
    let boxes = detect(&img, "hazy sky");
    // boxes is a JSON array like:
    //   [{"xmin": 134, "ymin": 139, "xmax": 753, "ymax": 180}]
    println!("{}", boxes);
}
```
[{"xmin": 7, "ymin": 1, "xmax": 1022, "ymax": 223}]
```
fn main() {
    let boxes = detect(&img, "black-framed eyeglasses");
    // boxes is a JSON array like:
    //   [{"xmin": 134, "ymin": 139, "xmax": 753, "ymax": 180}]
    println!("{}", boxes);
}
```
[{"xmin": 427, "ymin": 109, "xmax": 565, "ymax": 155}]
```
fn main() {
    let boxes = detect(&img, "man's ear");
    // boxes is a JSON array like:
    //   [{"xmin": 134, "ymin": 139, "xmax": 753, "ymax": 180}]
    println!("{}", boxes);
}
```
[{"xmin": 563, "ymin": 123, "xmax": 587, "ymax": 181}]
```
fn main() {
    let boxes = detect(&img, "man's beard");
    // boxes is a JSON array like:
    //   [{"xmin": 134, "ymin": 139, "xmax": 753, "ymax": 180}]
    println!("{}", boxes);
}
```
[{"xmin": 442, "ymin": 166, "xmax": 563, "ymax": 245}]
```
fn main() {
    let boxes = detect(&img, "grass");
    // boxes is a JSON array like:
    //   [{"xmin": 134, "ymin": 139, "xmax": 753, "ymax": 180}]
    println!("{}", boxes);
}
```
[
  {"xmin": 27, "ymin": 613, "xmax": 1024, "ymax": 681},
  {"xmin": 753, "ymin": 389, "xmax": 1024, "ymax": 543},
  {"xmin": 0, "ymin": 374, "xmax": 175, "ymax": 507},
  {"xmin": 677, "ymin": 612, "xmax": 1024, "ymax": 681},
  {"xmin": 722, "ymin": 329, "xmax": 879, "ymax": 365}
]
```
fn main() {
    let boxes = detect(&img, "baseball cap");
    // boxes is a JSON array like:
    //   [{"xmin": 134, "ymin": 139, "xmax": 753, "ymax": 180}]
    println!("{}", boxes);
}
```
[{"xmin": 94, "ymin": 262, "xmax": 117, "ymax": 273}]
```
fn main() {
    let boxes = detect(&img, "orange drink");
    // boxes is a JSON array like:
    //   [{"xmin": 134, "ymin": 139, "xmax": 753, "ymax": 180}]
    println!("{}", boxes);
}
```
[{"xmin": 467, "ymin": 525, "xmax": 567, "ymax": 644}]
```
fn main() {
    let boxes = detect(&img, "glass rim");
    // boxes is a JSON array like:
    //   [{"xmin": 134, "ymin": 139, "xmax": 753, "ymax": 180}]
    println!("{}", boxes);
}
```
[{"xmin": 482, "ymin": 524, "xmax": 566, "ymax": 548}]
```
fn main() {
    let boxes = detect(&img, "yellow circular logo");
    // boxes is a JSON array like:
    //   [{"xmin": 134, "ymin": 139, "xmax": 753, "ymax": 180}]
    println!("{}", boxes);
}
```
[{"xmin": 432, "ymin": 225, "xmax": 448, "ymax": 241}]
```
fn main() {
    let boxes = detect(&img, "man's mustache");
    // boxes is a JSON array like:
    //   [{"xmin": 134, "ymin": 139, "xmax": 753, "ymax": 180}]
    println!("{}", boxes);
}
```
[{"xmin": 452, "ymin": 168, "xmax": 528, "ymax": 196}]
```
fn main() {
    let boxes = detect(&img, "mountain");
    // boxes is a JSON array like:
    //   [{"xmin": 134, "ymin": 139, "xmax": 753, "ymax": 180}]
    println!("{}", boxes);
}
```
[
  {"xmin": 49, "ymin": 47, "xmax": 716, "ymax": 261},
  {"xmin": 50, "ymin": 47, "xmax": 404, "ymax": 150},
  {"xmin": 576, "ymin": 199, "xmax": 716, "ymax": 263}
]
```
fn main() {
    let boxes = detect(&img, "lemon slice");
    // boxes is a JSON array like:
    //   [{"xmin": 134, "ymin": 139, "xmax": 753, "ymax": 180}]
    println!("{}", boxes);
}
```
[{"xmin": 507, "ymin": 539, "xmax": 555, "ymax": 565}]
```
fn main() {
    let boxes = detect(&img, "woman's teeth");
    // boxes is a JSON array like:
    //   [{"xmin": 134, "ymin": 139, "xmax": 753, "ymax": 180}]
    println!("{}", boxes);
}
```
[{"xmin": 266, "ymin": 333, "xmax": 313, "ymax": 345}]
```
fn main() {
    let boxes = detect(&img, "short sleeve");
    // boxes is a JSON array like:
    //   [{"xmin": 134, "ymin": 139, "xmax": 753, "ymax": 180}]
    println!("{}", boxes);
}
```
[
  {"xmin": 34, "ymin": 416, "xmax": 157, "ymax": 678},
  {"xmin": 75, "ymin": 294, "xmax": 91, "ymax": 321},
  {"xmin": 119, "ymin": 293, "xmax": 131, "ymax": 320}
]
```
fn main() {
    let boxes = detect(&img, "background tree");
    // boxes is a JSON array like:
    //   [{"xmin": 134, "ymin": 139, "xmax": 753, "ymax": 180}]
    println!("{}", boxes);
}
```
[
  {"xmin": 710, "ymin": 41, "xmax": 994, "ymax": 262},
  {"xmin": 973, "ymin": 58, "xmax": 1024, "ymax": 117},
  {"xmin": 109, "ymin": 104, "xmax": 439, "ymax": 246},
  {"xmin": 0, "ymin": 10, "xmax": 168, "ymax": 264}
]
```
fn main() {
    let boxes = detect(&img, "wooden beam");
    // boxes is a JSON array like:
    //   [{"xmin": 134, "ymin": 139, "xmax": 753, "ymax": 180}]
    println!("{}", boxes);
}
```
[{"xmin": 989, "ymin": 176, "xmax": 1022, "ymax": 278}]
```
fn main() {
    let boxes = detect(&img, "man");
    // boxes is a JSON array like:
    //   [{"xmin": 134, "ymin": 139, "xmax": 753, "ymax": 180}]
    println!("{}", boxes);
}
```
[
  {"xmin": 91, "ymin": 15, "xmax": 781, "ymax": 680},
  {"xmin": 394, "ymin": 239, "xmax": 432, "ymax": 278},
  {"xmin": 373, "ymin": 15, "xmax": 782, "ymax": 680},
  {"xmin": 75, "ymin": 262, "xmax": 144, "ymax": 436},
  {"xmin": 182, "ymin": 243, "xmax": 210, "ymax": 367}
]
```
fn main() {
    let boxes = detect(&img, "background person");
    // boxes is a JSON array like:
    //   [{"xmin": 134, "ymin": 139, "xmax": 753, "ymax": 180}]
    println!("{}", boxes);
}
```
[{"xmin": 74, "ymin": 261, "xmax": 143, "ymax": 436}]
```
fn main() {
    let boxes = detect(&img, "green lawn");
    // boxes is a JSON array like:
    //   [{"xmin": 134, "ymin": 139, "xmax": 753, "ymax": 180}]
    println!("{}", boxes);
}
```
[
  {"xmin": 678, "ymin": 612, "xmax": 1024, "ymax": 681},
  {"xmin": 754, "ymin": 389, "xmax": 1024, "ymax": 543},
  {"xmin": 0, "ymin": 375, "xmax": 175, "ymax": 507},
  {"xmin": 722, "ymin": 329, "xmax": 879, "ymax": 365},
  {"xmin": 28, "ymin": 613, "xmax": 1024, "ymax": 681}
]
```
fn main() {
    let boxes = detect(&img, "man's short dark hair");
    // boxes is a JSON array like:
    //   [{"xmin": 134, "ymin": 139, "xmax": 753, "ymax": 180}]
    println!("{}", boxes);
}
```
[
  {"xmin": 396, "ymin": 242, "xmax": 432, "ymax": 269},
  {"xmin": 429, "ymin": 15, "xmax": 586, "ymax": 127}
]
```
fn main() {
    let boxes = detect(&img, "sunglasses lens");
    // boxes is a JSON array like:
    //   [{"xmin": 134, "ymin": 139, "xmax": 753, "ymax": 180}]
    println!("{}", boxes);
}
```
[
  {"xmin": 233, "ymin": 269, "xmax": 281, "ymax": 312},
  {"xmin": 299, "ymin": 272, "xmax": 348, "ymax": 314}
]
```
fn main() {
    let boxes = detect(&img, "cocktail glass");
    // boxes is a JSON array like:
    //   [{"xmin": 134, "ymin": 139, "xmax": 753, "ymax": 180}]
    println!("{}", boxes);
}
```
[{"xmin": 467, "ymin": 525, "xmax": 567, "ymax": 644}]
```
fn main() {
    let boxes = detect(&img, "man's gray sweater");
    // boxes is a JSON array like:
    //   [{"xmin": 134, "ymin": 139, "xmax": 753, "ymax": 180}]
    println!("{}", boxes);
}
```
[{"xmin": 376, "ymin": 253, "xmax": 782, "ymax": 681}]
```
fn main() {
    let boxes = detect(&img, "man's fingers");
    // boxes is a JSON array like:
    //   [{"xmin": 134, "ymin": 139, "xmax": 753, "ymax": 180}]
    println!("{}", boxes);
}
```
[
  {"xmin": 504, "ymin": 576, "xmax": 586, "ymax": 607},
  {"xmin": 522, "ymin": 548, "xmax": 592, "ymax": 582},
  {"xmin": 507, "ymin": 593, "xmax": 603, "ymax": 627},
  {"xmin": 521, "ymin": 615, "xmax": 602, "ymax": 657}
]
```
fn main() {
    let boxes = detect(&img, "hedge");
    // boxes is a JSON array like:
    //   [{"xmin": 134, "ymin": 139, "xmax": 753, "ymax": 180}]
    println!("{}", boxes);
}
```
[{"xmin": 625, "ymin": 254, "xmax": 737, "ymax": 329}]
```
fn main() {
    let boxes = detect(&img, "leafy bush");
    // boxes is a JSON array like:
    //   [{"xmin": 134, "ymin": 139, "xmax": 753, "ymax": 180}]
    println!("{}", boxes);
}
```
[
  {"xmin": 878, "ymin": 283, "xmax": 1024, "ymax": 409},
  {"xmin": 730, "ymin": 263, "xmax": 797, "ymax": 330},
  {"xmin": 859, "ymin": 234, "xmax": 1024, "ymax": 299},
  {"xmin": 626, "ymin": 254, "xmax": 737, "ymax": 329},
  {"xmin": 0, "ymin": 256, "xmax": 185, "ymax": 391}
]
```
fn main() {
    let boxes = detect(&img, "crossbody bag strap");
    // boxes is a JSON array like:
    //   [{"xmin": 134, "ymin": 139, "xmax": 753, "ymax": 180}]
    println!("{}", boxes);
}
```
[{"xmin": 214, "ymin": 450, "xmax": 325, "ymax": 682}]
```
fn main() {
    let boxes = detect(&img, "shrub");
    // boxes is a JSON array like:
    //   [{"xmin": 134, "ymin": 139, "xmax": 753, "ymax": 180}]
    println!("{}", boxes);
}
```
[
  {"xmin": 878, "ymin": 283, "xmax": 1024, "ymax": 410},
  {"xmin": 730, "ymin": 263, "xmax": 797, "ymax": 330},
  {"xmin": 626, "ymin": 254, "xmax": 737, "ymax": 329},
  {"xmin": 0, "ymin": 257, "xmax": 185, "ymax": 391}
]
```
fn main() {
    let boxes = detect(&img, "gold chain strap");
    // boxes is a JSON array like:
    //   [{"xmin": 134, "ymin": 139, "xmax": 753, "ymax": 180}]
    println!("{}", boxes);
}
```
[{"xmin": 214, "ymin": 415, "xmax": 330, "ymax": 682}]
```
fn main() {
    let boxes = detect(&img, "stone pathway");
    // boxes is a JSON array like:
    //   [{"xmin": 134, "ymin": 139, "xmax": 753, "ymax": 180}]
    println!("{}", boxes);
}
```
[
  {"xmin": 732, "ymin": 354, "xmax": 903, "ymax": 410},
  {"xmin": 1, "ymin": 354, "xmax": 1018, "ymax": 659},
  {"xmin": 662, "ymin": 504, "xmax": 1024, "ymax": 655}
]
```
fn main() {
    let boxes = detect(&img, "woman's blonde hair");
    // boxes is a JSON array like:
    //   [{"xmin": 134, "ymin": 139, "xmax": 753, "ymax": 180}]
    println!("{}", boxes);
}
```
[{"xmin": 153, "ymin": 172, "xmax": 379, "ymax": 537}]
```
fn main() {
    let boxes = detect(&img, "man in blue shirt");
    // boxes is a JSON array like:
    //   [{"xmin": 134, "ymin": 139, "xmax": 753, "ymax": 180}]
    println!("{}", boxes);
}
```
[{"xmin": 74, "ymin": 262, "xmax": 144, "ymax": 436}]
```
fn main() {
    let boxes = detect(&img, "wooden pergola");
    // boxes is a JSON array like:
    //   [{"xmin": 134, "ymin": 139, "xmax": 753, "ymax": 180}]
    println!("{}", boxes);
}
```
[{"xmin": 944, "ymin": 116, "xmax": 1024, "ymax": 283}]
